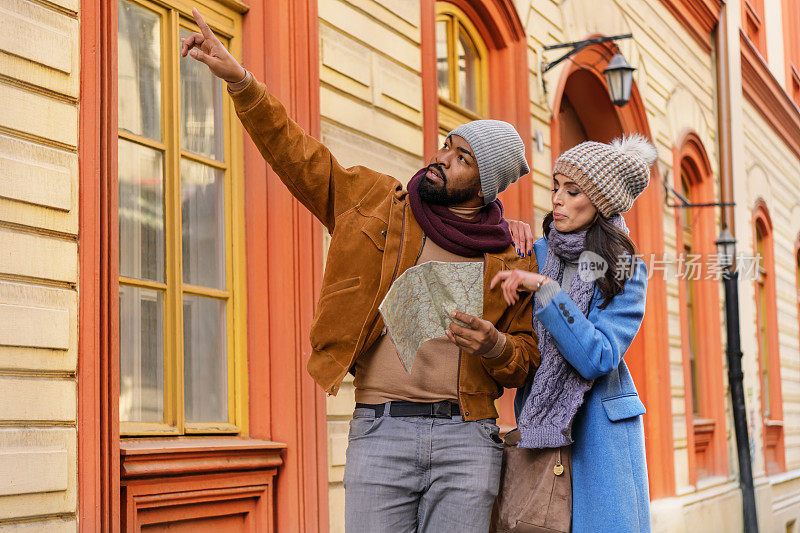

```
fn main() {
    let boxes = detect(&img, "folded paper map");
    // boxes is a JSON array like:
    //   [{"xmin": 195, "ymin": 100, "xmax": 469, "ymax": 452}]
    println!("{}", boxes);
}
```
[{"xmin": 378, "ymin": 261, "xmax": 484, "ymax": 373}]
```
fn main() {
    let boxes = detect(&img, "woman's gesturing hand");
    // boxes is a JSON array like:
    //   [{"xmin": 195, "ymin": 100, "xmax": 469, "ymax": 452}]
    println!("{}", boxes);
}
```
[
  {"xmin": 507, "ymin": 219, "xmax": 533, "ymax": 257},
  {"xmin": 181, "ymin": 8, "xmax": 246, "ymax": 84},
  {"xmin": 490, "ymin": 269, "xmax": 551, "ymax": 306}
]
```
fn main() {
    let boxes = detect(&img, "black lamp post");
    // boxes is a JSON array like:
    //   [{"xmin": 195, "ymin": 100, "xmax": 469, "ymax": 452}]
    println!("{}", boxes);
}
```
[
  {"xmin": 603, "ymin": 53, "xmax": 636, "ymax": 107},
  {"xmin": 716, "ymin": 227, "xmax": 759, "ymax": 532}
]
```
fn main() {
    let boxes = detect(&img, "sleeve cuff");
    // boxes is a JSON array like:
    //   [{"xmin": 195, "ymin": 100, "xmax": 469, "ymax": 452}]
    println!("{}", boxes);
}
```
[
  {"xmin": 226, "ymin": 70, "xmax": 252, "ymax": 93},
  {"xmin": 227, "ymin": 72, "xmax": 266, "ymax": 112},
  {"xmin": 482, "ymin": 332, "xmax": 507, "ymax": 359},
  {"xmin": 535, "ymin": 280, "xmax": 561, "ymax": 307}
]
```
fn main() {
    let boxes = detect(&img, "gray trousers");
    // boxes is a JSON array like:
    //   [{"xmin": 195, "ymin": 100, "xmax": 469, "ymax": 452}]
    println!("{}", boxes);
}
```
[{"xmin": 344, "ymin": 405, "xmax": 504, "ymax": 533}]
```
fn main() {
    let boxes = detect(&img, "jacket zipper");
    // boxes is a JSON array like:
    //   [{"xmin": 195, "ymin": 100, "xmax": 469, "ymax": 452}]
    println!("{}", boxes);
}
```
[{"xmin": 415, "ymin": 233, "xmax": 427, "ymax": 264}]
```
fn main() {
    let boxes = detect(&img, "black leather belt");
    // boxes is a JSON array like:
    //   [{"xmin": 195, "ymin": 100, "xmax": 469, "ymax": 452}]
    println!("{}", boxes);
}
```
[{"xmin": 355, "ymin": 400, "xmax": 460, "ymax": 418}]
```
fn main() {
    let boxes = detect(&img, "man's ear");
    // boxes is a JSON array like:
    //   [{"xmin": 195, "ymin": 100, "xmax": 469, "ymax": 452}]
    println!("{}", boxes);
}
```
[{"xmin": 477, "ymin": 189, "xmax": 484, "ymax": 199}]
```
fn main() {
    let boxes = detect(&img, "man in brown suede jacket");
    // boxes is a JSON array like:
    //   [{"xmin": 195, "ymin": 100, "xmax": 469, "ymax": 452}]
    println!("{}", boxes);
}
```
[{"xmin": 182, "ymin": 9, "xmax": 539, "ymax": 532}]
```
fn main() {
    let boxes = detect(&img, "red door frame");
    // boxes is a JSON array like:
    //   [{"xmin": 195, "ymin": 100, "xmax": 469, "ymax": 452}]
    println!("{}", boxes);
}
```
[
  {"xmin": 78, "ymin": 0, "xmax": 112, "ymax": 528},
  {"xmin": 241, "ymin": 0, "xmax": 329, "ymax": 529},
  {"xmin": 78, "ymin": 0, "xmax": 329, "ymax": 529},
  {"xmin": 549, "ymin": 40, "xmax": 675, "ymax": 499},
  {"xmin": 78, "ymin": 0, "xmax": 120, "ymax": 528}
]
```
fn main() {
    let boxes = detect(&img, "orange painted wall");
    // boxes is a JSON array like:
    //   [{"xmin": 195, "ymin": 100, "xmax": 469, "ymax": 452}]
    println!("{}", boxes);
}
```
[
  {"xmin": 240, "ymin": 0, "xmax": 329, "ymax": 529},
  {"xmin": 743, "ymin": 0, "xmax": 768, "ymax": 60},
  {"xmin": 782, "ymin": 0, "xmax": 800, "ymax": 104}
]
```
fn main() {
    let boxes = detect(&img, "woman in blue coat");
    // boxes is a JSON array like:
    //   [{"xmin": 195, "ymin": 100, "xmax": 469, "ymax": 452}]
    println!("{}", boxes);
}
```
[{"xmin": 492, "ymin": 134, "xmax": 655, "ymax": 532}]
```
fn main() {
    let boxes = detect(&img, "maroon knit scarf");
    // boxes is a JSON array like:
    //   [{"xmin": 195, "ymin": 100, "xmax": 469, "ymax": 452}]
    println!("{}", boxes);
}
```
[{"xmin": 407, "ymin": 168, "xmax": 512, "ymax": 257}]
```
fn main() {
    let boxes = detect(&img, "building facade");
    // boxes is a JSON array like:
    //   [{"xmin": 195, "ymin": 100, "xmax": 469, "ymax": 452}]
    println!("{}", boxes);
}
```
[{"xmin": 1, "ymin": 0, "xmax": 800, "ymax": 531}]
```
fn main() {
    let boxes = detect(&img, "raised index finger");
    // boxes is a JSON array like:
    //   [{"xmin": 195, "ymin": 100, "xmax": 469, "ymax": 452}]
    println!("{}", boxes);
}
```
[
  {"xmin": 192, "ymin": 8, "xmax": 215, "ymax": 40},
  {"xmin": 490, "ymin": 270, "xmax": 511, "ymax": 289}
]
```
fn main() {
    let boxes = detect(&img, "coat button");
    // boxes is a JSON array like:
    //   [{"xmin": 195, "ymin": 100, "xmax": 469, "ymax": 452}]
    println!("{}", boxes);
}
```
[
  {"xmin": 559, "ymin": 303, "xmax": 565, "ymax": 310},
  {"xmin": 568, "ymin": 317, "xmax": 574, "ymax": 324},
  {"xmin": 464, "ymin": 411, "xmax": 470, "ymax": 417},
  {"xmin": 563, "ymin": 310, "xmax": 569, "ymax": 317}
]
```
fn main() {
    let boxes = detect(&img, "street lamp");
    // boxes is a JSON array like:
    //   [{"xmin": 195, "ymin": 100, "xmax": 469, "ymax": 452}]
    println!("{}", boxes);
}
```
[
  {"xmin": 540, "ymin": 34, "xmax": 635, "ymax": 107},
  {"xmin": 715, "ymin": 227, "xmax": 736, "ymax": 269},
  {"xmin": 603, "ymin": 53, "xmax": 636, "ymax": 107},
  {"xmin": 716, "ymin": 226, "xmax": 759, "ymax": 532}
]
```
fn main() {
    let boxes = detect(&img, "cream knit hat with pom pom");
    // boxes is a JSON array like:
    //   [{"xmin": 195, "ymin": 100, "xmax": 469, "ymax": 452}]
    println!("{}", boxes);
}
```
[{"xmin": 551, "ymin": 134, "xmax": 657, "ymax": 217}]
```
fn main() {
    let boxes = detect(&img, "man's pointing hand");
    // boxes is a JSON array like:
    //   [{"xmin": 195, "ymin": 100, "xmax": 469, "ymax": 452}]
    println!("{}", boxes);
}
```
[{"xmin": 181, "ymin": 8, "xmax": 246, "ymax": 84}]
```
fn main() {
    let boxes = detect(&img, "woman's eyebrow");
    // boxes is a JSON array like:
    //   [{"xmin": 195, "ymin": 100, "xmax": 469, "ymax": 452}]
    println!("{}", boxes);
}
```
[{"xmin": 553, "ymin": 178, "xmax": 578, "ymax": 186}]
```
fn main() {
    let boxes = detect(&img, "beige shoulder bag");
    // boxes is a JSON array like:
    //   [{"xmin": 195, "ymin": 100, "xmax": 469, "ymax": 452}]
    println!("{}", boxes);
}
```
[{"xmin": 489, "ymin": 429, "xmax": 572, "ymax": 533}]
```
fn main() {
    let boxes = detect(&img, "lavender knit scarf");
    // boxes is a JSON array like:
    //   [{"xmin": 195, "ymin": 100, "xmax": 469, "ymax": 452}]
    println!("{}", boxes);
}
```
[{"xmin": 518, "ymin": 214, "xmax": 628, "ymax": 448}]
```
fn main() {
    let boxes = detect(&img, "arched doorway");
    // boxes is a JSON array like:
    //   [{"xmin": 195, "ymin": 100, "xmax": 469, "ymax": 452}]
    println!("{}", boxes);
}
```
[
  {"xmin": 550, "ymin": 40, "xmax": 675, "ymax": 499},
  {"xmin": 556, "ymin": 68, "xmax": 625, "ymax": 149}
]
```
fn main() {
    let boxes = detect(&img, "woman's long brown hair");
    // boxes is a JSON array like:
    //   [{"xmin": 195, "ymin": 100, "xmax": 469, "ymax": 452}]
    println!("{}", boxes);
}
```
[{"xmin": 542, "ymin": 211, "xmax": 639, "ymax": 309}]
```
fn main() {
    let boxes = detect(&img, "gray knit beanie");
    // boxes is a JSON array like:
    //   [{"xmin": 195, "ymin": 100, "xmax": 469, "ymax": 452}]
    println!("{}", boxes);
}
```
[
  {"xmin": 448, "ymin": 120, "xmax": 529, "ymax": 204},
  {"xmin": 552, "ymin": 134, "xmax": 657, "ymax": 217}
]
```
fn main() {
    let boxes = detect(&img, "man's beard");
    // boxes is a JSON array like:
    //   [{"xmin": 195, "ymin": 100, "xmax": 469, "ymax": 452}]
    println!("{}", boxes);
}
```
[{"xmin": 417, "ymin": 164, "xmax": 481, "ymax": 206}]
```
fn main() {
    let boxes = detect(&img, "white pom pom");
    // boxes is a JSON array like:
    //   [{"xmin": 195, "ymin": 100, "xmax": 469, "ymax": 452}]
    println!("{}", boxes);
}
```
[{"xmin": 610, "ymin": 134, "xmax": 658, "ymax": 167}]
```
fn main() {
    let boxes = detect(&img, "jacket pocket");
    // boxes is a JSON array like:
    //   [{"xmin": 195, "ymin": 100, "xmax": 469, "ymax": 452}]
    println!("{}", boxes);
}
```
[
  {"xmin": 318, "ymin": 276, "xmax": 361, "ymax": 301},
  {"xmin": 601, "ymin": 393, "xmax": 646, "ymax": 422},
  {"xmin": 360, "ymin": 216, "xmax": 388, "ymax": 251}
]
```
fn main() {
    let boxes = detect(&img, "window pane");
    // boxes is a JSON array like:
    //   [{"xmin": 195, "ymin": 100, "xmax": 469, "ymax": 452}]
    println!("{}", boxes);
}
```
[
  {"xmin": 119, "ymin": 285, "xmax": 164, "ymax": 423},
  {"xmin": 119, "ymin": 139, "xmax": 165, "ymax": 282},
  {"xmin": 118, "ymin": 0, "xmax": 161, "ymax": 140},
  {"xmin": 181, "ymin": 159, "xmax": 225, "ymax": 288},
  {"xmin": 180, "ymin": 28, "xmax": 225, "ymax": 160},
  {"xmin": 457, "ymin": 25, "xmax": 478, "ymax": 112},
  {"xmin": 183, "ymin": 295, "xmax": 228, "ymax": 422},
  {"xmin": 684, "ymin": 267, "xmax": 700, "ymax": 416},
  {"xmin": 436, "ymin": 20, "xmax": 450, "ymax": 100}
]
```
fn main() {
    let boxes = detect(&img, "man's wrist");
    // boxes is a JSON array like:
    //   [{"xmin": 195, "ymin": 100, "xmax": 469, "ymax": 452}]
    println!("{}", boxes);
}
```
[
  {"xmin": 226, "ymin": 69, "xmax": 250, "ymax": 91},
  {"xmin": 482, "ymin": 331, "xmax": 506, "ymax": 358}
]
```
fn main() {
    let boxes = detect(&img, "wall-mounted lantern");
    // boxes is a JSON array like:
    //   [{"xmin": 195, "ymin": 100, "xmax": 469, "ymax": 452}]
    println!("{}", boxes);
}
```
[{"xmin": 541, "ymin": 33, "xmax": 635, "ymax": 107}]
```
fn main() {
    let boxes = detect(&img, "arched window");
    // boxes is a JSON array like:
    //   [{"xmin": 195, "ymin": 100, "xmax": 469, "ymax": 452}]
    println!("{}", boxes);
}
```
[
  {"xmin": 674, "ymin": 133, "xmax": 728, "ymax": 484},
  {"xmin": 753, "ymin": 201, "xmax": 785, "ymax": 475},
  {"xmin": 435, "ymin": 3, "xmax": 488, "ymax": 138}
]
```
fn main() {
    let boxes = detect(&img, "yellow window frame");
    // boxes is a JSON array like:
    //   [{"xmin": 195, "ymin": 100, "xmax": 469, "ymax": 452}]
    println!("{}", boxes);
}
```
[
  {"xmin": 436, "ymin": 2, "xmax": 489, "ymax": 136},
  {"xmin": 118, "ymin": 0, "xmax": 248, "ymax": 437}
]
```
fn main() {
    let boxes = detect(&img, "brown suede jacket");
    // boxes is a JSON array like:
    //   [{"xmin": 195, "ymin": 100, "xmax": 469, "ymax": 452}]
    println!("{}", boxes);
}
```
[{"xmin": 230, "ymin": 76, "xmax": 540, "ymax": 421}]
